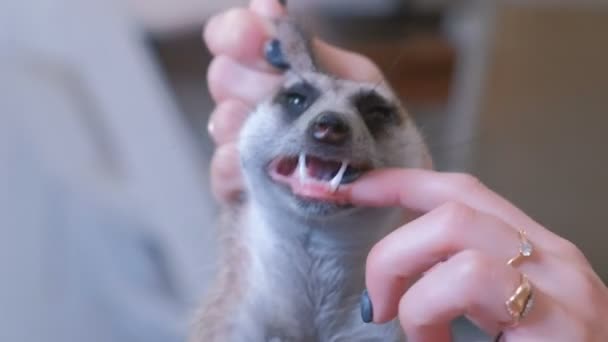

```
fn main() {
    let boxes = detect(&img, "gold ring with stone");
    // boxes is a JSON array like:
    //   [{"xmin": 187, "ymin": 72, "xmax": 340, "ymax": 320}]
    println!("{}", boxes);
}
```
[
  {"xmin": 507, "ymin": 229, "xmax": 533, "ymax": 267},
  {"xmin": 505, "ymin": 274, "xmax": 535, "ymax": 326}
]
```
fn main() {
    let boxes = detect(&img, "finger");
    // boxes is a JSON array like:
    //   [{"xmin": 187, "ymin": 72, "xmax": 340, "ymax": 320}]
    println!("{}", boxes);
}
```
[
  {"xmin": 365, "ymin": 202, "xmax": 530, "ymax": 323},
  {"xmin": 208, "ymin": 100, "xmax": 251, "ymax": 145},
  {"xmin": 204, "ymin": 8, "xmax": 279, "ymax": 72},
  {"xmin": 502, "ymin": 299, "xmax": 582, "ymax": 342},
  {"xmin": 250, "ymin": 0, "xmax": 287, "ymax": 18},
  {"xmin": 207, "ymin": 56, "xmax": 282, "ymax": 104},
  {"xmin": 204, "ymin": 6, "xmax": 382, "ymax": 80},
  {"xmin": 313, "ymin": 39, "xmax": 383, "ymax": 82},
  {"xmin": 398, "ymin": 250, "xmax": 526, "ymax": 341},
  {"xmin": 210, "ymin": 143, "xmax": 244, "ymax": 203},
  {"xmin": 345, "ymin": 169, "xmax": 559, "ymax": 244}
]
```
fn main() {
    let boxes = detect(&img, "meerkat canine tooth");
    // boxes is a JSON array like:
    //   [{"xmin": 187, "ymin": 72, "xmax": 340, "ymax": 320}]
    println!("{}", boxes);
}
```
[
  {"xmin": 330, "ymin": 161, "xmax": 348, "ymax": 193},
  {"xmin": 298, "ymin": 153, "xmax": 308, "ymax": 183}
]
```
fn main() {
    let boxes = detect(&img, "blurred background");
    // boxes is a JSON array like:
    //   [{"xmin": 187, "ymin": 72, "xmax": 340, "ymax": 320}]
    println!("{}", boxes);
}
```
[{"xmin": 1, "ymin": 0, "xmax": 607, "ymax": 341}]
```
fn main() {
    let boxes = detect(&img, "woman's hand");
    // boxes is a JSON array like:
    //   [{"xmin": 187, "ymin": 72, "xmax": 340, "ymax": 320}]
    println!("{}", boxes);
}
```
[
  {"xmin": 346, "ymin": 169, "xmax": 608, "ymax": 341},
  {"xmin": 204, "ymin": 1, "xmax": 608, "ymax": 340},
  {"xmin": 204, "ymin": 0, "xmax": 382, "ymax": 202}
]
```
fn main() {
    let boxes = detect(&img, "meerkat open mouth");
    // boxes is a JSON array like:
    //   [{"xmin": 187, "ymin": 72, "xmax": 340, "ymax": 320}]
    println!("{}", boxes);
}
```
[{"xmin": 268, "ymin": 153, "xmax": 370, "ymax": 202}]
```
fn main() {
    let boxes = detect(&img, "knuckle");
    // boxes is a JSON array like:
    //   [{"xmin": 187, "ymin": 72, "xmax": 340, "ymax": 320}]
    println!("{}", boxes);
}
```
[
  {"xmin": 366, "ymin": 241, "xmax": 393, "ymax": 275},
  {"xmin": 434, "ymin": 202, "xmax": 476, "ymax": 238},
  {"xmin": 446, "ymin": 173, "xmax": 486, "ymax": 193},
  {"xmin": 550, "ymin": 303, "xmax": 602, "ymax": 341},
  {"xmin": 211, "ymin": 144, "xmax": 240, "ymax": 177},
  {"xmin": 571, "ymin": 270, "xmax": 601, "ymax": 304},
  {"xmin": 398, "ymin": 294, "xmax": 428, "ymax": 330},
  {"xmin": 207, "ymin": 57, "xmax": 228, "ymax": 101},
  {"xmin": 554, "ymin": 269, "xmax": 604, "ymax": 323},
  {"xmin": 567, "ymin": 320, "xmax": 593, "ymax": 342},
  {"xmin": 211, "ymin": 101, "xmax": 247, "ymax": 142},
  {"xmin": 554, "ymin": 237, "xmax": 589, "ymax": 264},
  {"xmin": 453, "ymin": 250, "xmax": 491, "ymax": 286}
]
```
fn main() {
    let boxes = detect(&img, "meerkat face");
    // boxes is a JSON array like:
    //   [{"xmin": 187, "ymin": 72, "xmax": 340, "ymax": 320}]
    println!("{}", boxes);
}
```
[{"xmin": 239, "ymin": 71, "xmax": 426, "ymax": 218}]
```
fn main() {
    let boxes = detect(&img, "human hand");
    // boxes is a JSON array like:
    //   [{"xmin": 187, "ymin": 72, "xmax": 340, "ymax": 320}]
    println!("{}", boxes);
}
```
[
  {"xmin": 346, "ymin": 169, "xmax": 608, "ymax": 341},
  {"xmin": 204, "ymin": 2, "xmax": 608, "ymax": 340},
  {"xmin": 203, "ymin": 0, "xmax": 384, "ymax": 203}
]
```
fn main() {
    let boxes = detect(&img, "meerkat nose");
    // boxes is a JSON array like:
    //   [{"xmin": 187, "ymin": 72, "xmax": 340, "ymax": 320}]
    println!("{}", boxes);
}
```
[{"xmin": 329, "ymin": 161, "xmax": 349, "ymax": 193}]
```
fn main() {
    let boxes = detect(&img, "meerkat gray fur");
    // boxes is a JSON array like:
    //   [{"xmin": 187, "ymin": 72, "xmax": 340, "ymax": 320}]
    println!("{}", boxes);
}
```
[{"xmin": 192, "ymin": 18, "xmax": 429, "ymax": 342}]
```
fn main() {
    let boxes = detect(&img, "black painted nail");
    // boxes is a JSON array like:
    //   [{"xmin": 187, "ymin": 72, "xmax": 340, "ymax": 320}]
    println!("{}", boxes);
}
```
[
  {"xmin": 278, "ymin": 0, "xmax": 286, "ymax": 6},
  {"xmin": 264, "ymin": 39, "xmax": 290, "ymax": 71},
  {"xmin": 360, "ymin": 289, "xmax": 374, "ymax": 323}
]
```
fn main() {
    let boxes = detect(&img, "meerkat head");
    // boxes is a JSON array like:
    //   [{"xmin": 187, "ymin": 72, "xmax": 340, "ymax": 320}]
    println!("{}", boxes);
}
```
[{"xmin": 238, "ymin": 20, "xmax": 427, "ymax": 220}]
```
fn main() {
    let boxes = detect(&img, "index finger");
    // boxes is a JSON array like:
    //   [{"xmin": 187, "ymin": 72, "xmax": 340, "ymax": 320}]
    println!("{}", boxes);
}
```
[
  {"xmin": 344, "ymin": 169, "xmax": 562, "ymax": 324},
  {"xmin": 344, "ymin": 169, "xmax": 556, "ymax": 242}
]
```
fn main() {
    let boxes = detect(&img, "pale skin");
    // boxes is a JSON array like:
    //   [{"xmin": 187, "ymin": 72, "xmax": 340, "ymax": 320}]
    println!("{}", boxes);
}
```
[{"xmin": 204, "ymin": 0, "xmax": 608, "ymax": 340}]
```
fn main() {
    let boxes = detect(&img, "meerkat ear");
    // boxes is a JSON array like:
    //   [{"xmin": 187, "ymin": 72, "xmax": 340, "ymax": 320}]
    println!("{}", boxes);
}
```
[{"xmin": 265, "ymin": 18, "xmax": 317, "ymax": 74}]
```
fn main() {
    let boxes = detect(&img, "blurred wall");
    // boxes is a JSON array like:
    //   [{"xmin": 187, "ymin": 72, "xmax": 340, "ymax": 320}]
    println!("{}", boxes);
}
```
[
  {"xmin": 473, "ymin": 5, "xmax": 608, "ymax": 280},
  {"xmin": 127, "ymin": 0, "xmax": 246, "ymax": 34}
]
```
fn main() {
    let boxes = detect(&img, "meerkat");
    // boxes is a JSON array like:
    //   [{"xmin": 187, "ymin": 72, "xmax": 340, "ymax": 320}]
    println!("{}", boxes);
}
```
[{"xmin": 192, "ymin": 16, "xmax": 429, "ymax": 342}]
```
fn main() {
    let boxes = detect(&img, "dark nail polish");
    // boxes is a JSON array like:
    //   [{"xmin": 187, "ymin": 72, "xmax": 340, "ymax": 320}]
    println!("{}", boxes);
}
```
[
  {"xmin": 278, "ymin": 0, "xmax": 286, "ymax": 6},
  {"xmin": 360, "ymin": 289, "xmax": 374, "ymax": 323},
  {"xmin": 264, "ymin": 39, "xmax": 290, "ymax": 71}
]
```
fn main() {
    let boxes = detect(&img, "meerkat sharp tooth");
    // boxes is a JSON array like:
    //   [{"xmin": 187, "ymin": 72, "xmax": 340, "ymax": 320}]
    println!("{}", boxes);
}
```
[
  {"xmin": 298, "ymin": 153, "xmax": 307, "ymax": 183},
  {"xmin": 330, "ymin": 161, "xmax": 349, "ymax": 193}
]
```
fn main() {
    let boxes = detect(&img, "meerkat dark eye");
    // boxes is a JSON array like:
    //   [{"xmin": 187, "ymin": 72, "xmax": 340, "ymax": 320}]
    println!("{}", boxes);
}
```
[
  {"xmin": 285, "ymin": 92, "xmax": 307, "ymax": 109},
  {"xmin": 275, "ymin": 82, "xmax": 319, "ymax": 118},
  {"xmin": 353, "ymin": 91, "xmax": 401, "ymax": 136},
  {"xmin": 363, "ymin": 106, "xmax": 393, "ymax": 123}
]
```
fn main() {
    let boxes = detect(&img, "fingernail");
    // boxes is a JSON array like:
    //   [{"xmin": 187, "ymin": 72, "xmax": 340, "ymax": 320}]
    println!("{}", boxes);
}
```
[
  {"xmin": 360, "ymin": 289, "xmax": 374, "ymax": 323},
  {"xmin": 278, "ymin": 0, "xmax": 287, "ymax": 6},
  {"xmin": 264, "ymin": 39, "xmax": 290, "ymax": 70}
]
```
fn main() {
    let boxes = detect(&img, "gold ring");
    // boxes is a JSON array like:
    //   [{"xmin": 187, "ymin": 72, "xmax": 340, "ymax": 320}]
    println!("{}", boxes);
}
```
[
  {"xmin": 505, "ymin": 274, "xmax": 535, "ymax": 326},
  {"xmin": 507, "ymin": 229, "xmax": 533, "ymax": 266}
]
